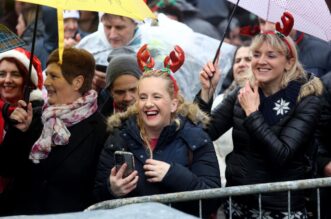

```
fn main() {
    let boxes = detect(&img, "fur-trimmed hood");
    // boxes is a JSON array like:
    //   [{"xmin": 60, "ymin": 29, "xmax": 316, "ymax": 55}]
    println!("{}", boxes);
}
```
[
  {"xmin": 298, "ymin": 73, "xmax": 323, "ymax": 101},
  {"xmin": 107, "ymin": 102, "xmax": 210, "ymax": 133}
]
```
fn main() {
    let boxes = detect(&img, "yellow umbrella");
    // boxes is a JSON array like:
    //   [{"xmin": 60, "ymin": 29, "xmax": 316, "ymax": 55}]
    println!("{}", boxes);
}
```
[{"xmin": 17, "ymin": 0, "xmax": 156, "ymax": 63}]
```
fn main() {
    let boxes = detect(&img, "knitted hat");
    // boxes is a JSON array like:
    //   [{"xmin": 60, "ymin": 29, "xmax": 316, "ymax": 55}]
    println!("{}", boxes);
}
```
[
  {"xmin": 63, "ymin": 10, "xmax": 80, "ymax": 19},
  {"xmin": 106, "ymin": 48, "xmax": 142, "ymax": 89},
  {"xmin": 0, "ymin": 47, "xmax": 43, "ymax": 100}
]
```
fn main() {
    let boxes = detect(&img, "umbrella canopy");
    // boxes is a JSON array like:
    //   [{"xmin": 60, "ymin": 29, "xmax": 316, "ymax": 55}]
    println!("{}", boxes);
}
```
[
  {"xmin": 0, "ymin": 24, "xmax": 25, "ymax": 53},
  {"xmin": 227, "ymin": 0, "xmax": 331, "ymax": 41},
  {"xmin": 16, "ymin": 0, "xmax": 156, "ymax": 63},
  {"xmin": 17, "ymin": 0, "xmax": 156, "ymax": 21}
]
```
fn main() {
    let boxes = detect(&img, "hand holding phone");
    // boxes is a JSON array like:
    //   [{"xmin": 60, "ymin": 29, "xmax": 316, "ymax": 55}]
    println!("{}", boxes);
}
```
[{"xmin": 114, "ymin": 151, "xmax": 135, "ymax": 178}]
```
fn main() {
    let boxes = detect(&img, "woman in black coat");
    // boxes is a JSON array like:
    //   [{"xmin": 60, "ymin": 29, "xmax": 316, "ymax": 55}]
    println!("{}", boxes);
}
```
[
  {"xmin": 0, "ymin": 48, "xmax": 108, "ymax": 215},
  {"xmin": 196, "ymin": 15, "xmax": 323, "ymax": 218}
]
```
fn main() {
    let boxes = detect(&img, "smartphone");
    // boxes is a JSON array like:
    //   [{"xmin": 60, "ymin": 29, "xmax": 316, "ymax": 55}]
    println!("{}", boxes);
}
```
[{"xmin": 114, "ymin": 151, "xmax": 135, "ymax": 177}]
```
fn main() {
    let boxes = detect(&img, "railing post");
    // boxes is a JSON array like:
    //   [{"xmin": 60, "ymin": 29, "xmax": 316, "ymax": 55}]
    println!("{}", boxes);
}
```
[
  {"xmin": 199, "ymin": 199, "xmax": 202, "ymax": 218},
  {"xmin": 288, "ymin": 190, "xmax": 291, "ymax": 218},
  {"xmin": 258, "ymin": 193, "xmax": 262, "ymax": 219},
  {"xmin": 229, "ymin": 196, "xmax": 232, "ymax": 219},
  {"xmin": 317, "ymin": 188, "xmax": 321, "ymax": 219}
]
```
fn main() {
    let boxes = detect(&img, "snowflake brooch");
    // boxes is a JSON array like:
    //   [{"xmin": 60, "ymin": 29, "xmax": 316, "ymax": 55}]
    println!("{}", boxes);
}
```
[{"xmin": 273, "ymin": 98, "xmax": 290, "ymax": 115}]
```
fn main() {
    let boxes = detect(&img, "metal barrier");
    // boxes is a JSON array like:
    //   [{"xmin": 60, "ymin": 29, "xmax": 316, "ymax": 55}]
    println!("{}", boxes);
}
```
[{"xmin": 86, "ymin": 177, "xmax": 331, "ymax": 218}]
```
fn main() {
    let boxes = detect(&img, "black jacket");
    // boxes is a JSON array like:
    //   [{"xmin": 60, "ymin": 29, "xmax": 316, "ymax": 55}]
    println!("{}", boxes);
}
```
[
  {"xmin": 316, "ymin": 72, "xmax": 331, "ymax": 175},
  {"xmin": 195, "ymin": 75, "xmax": 322, "ymax": 211},
  {"xmin": 0, "ymin": 112, "xmax": 108, "ymax": 215}
]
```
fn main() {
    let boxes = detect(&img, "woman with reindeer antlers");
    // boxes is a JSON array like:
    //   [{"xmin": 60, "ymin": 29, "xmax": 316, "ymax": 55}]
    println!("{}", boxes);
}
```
[
  {"xmin": 94, "ymin": 44, "xmax": 221, "ymax": 217},
  {"xmin": 196, "ymin": 12, "xmax": 323, "ymax": 218}
]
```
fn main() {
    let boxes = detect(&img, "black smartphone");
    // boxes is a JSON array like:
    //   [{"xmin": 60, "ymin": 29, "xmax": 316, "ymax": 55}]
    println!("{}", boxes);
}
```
[
  {"xmin": 95, "ymin": 64, "xmax": 107, "ymax": 73},
  {"xmin": 114, "ymin": 151, "xmax": 135, "ymax": 177}
]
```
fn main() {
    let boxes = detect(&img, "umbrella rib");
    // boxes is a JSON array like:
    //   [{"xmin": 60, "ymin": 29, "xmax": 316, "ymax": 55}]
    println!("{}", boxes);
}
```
[{"xmin": 266, "ymin": 0, "xmax": 271, "ymax": 21}]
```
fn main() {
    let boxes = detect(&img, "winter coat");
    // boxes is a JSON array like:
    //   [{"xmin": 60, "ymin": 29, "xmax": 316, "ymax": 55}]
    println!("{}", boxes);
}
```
[
  {"xmin": 0, "ymin": 111, "xmax": 108, "ymax": 215},
  {"xmin": 94, "ymin": 112, "xmax": 221, "ymax": 217},
  {"xmin": 316, "ymin": 71, "xmax": 331, "ymax": 175},
  {"xmin": 297, "ymin": 34, "xmax": 331, "ymax": 77},
  {"xmin": 195, "ymin": 74, "xmax": 323, "ymax": 211}
]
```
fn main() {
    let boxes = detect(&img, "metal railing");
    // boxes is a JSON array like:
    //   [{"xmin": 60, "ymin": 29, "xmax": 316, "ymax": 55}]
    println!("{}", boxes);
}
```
[{"xmin": 86, "ymin": 177, "xmax": 331, "ymax": 218}]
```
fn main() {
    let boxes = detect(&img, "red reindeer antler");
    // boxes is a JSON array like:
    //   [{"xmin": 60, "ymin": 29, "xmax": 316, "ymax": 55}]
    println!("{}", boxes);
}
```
[
  {"xmin": 164, "ymin": 45, "xmax": 185, "ymax": 73},
  {"xmin": 275, "ymin": 12, "xmax": 294, "ymax": 36},
  {"xmin": 137, "ymin": 44, "xmax": 155, "ymax": 72}
]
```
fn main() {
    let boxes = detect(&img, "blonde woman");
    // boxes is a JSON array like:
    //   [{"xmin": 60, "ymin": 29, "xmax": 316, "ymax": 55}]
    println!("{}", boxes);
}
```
[
  {"xmin": 196, "ymin": 13, "xmax": 323, "ymax": 218},
  {"xmin": 94, "ymin": 45, "xmax": 221, "ymax": 217}
]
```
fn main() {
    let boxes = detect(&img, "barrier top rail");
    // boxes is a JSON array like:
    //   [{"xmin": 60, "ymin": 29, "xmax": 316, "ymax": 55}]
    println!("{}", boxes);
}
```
[{"xmin": 86, "ymin": 177, "xmax": 331, "ymax": 211}]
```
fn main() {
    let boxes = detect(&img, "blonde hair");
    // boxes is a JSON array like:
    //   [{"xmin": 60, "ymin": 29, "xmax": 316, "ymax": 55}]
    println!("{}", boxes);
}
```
[{"xmin": 248, "ymin": 34, "xmax": 306, "ymax": 89}]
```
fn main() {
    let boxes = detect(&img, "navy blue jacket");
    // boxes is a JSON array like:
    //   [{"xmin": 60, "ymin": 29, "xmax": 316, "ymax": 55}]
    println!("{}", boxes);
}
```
[{"xmin": 94, "ymin": 115, "xmax": 221, "ymax": 216}]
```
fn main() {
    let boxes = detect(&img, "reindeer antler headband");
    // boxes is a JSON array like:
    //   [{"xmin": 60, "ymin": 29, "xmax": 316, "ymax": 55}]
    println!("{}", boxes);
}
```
[
  {"xmin": 264, "ymin": 12, "xmax": 294, "ymax": 58},
  {"xmin": 137, "ymin": 44, "xmax": 185, "ymax": 96}
]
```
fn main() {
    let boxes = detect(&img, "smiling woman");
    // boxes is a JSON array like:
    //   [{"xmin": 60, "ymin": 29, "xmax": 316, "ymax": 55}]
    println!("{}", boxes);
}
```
[
  {"xmin": 94, "ymin": 45, "xmax": 221, "ymax": 218},
  {"xmin": 0, "ymin": 48, "xmax": 108, "ymax": 215},
  {"xmin": 0, "ymin": 47, "xmax": 43, "ymax": 197},
  {"xmin": 196, "ymin": 13, "xmax": 324, "ymax": 218}
]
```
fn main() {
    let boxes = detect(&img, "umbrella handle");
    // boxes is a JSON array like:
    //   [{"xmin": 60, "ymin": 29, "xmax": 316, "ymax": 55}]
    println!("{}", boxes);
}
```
[
  {"xmin": 213, "ymin": 0, "xmax": 241, "ymax": 64},
  {"xmin": 25, "ymin": 4, "xmax": 40, "ymax": 103}
]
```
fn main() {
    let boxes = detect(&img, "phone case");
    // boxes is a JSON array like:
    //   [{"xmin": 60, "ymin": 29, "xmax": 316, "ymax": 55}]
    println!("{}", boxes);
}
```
[{"xmin": 114, "ymin": 151, "xmax": 135, "ymax": 177}]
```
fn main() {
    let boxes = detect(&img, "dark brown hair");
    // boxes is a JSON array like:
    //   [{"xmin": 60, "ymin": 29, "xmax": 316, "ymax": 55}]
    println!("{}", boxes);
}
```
[{"xmin": 47, "ymin": 48, "xmax": 95, "ymax": 94}]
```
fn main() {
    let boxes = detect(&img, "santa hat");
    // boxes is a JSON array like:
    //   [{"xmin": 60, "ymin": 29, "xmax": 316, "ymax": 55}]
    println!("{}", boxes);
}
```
[
  {"xmin": 0, "ymin": 48, "xmax": 43, "ymax": 101},
  {"xmin": 63, "ymin": 10, "xmax": 80, "ymax": 19}
]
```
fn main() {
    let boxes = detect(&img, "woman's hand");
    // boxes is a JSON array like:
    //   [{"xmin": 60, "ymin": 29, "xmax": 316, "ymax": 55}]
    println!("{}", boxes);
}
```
[
  {"xmin": 9, "ymin": 100, "xmax": 33, "ymax": 132},
  {"xmin": 92, "ymin": 70, "xmax": 106, "ymax": 93},
  {"xmin": 199, "ymin": 56, "xmax": 221, "ymax": 103},
  {"xmin": 109, "ymin": 164, "xmax": 138, "ymax": 197},
  {"xmin": 238, "ymin": 80, "xmax": 260, "ymax": 116},
  {"xmin": 143, "ymin": 159, "xmax": 170, "ymax": 183}
]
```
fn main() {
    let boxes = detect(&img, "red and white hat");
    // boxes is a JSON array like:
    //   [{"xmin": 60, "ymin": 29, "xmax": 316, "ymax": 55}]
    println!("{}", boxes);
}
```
[{"xmin": 0, "ymin": 47, "xmax": 43, "ymax": 100}]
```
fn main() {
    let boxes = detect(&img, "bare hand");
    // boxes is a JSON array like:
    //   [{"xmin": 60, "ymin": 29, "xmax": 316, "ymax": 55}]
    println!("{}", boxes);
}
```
[
  {"xmin": 64, "ymin": 33, "xmax": 81, "ymax": 48},
  {"xmin": 143, "ymin": 159, "xmax": 170, "ymax": 183},
  {"xmin": 92, "ymin": 70, "xmax": 106, "ymax": 92},
  {"xmin": 109, "ymin": 163, "xmax": 138, "ymax": 197},
  {"xmin": 9, "ymin": 100, "xmax": 33, "ymax": 132},
  {"xmin": 238, "ymin": 80, "xmax": 260, "ymax": 116},
  {"xmin": 324, "ymin": 161, "xmax": 331, "ymax": 177},
  {"xmin": 199, "ymin": 56, "xmax": 221, "ymax": 102}
]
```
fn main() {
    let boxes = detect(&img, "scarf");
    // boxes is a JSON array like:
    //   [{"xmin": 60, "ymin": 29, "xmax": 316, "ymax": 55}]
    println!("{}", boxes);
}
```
[
  {"xmin": 259, "ymin": 80, "xmax": 302, "ymax": 126},
  {"xmin": 29, "ymin": 90, "xmax": 98, "ymax": 164}
]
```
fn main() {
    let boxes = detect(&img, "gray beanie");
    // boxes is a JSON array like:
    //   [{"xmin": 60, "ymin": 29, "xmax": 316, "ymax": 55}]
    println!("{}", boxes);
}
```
[{"xmin": 106, "ymin": 54, "xmax": 142, "ymax": 89}]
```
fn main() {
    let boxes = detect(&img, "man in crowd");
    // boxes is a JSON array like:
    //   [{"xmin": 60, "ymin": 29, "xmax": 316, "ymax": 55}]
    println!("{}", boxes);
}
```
[{"xmin": 76, "ymin": 13, "xmax": 140, "ymax": 93}]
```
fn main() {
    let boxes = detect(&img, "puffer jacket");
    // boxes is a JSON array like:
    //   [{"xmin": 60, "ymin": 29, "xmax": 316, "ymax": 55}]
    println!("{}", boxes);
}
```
[
  {"xmin": 195, "ymin": 74, "xmax": 323, "ymax": 211},
  {"xmin": 316, "ymin": 72, "xmax": 331, "ymax": 175},
  {"xmin": 94, "ymin": 112, "xmax": 221, "ymax": 217}
]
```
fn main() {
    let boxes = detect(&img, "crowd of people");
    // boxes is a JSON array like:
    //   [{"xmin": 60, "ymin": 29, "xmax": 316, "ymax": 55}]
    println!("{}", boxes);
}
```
[{"xmin": 0, "ymin": 0, "xmax": 331, "ymax": 218}]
